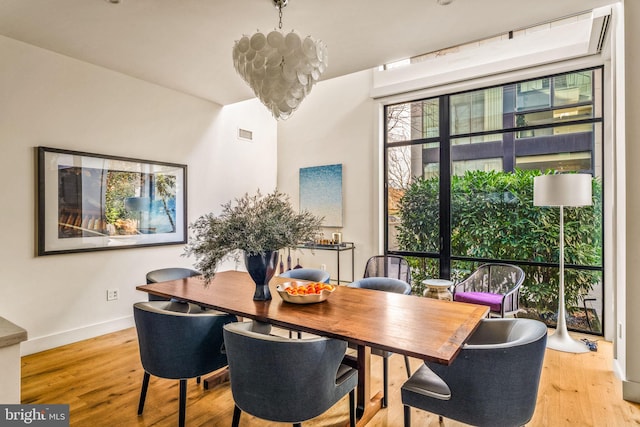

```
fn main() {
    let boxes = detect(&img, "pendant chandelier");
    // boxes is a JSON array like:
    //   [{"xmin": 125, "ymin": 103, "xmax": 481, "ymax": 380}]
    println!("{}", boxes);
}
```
[{"xmin": 232, "ymin": 0, "xmax": 328, "ymax": 120}]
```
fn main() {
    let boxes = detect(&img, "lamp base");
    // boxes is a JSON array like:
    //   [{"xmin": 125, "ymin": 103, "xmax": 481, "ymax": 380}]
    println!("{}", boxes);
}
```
[{"xmin": 547, "ymin": 328, "xmax": 589, "ymax": 353}]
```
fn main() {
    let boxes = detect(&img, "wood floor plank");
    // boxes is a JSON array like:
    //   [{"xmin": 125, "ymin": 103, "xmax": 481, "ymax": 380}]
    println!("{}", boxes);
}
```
[{"xmin": 21, "ymin": 328, "xmax": 640, "ymax": 426}]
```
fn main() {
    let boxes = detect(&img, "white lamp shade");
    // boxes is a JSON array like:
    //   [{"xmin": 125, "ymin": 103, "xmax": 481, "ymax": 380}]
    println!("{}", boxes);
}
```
[{"xmin": 533, "ymin": 174, "xmax": 593, "ymax": 207}]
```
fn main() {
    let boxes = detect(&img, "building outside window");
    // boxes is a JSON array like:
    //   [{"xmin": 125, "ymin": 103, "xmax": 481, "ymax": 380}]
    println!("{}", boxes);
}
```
[{"xmin": 384, "ymin": 67, "xmax": 603, "ymax": 335}]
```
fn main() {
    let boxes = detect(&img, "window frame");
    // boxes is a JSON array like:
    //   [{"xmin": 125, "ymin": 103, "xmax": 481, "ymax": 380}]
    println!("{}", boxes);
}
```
[{"xmin": 383, "ymin": 66, "xmax": 605, "ymax": 335}]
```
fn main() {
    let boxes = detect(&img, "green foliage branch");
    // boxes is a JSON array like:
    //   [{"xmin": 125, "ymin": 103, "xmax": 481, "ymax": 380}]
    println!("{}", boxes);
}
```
[{"xmin": 184, "ymin": 190, "xmax": 323, "ymax": 282}]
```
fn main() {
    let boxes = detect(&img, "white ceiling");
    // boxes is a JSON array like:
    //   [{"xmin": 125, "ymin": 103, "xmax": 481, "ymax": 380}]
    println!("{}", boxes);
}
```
[{"xmin": 0, "ymin": 0, "xmax": 616, "ymax": 106}]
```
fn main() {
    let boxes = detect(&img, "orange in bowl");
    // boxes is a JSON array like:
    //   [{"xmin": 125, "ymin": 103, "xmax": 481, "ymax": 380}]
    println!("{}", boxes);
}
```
[{"xmin": 276, "ymin": 281, "xmax": 336, "ymax": 304}]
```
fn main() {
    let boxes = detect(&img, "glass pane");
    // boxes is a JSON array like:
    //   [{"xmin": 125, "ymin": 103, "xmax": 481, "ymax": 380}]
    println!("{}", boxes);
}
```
[
  {"xmin": 451, "ymin": 134, "xmax": 503, "ymax": 146},
  {"xmin": 450, "ymin": 260, "xmax": 477, "ymax": 284},
  {"xmin": 450, "ymin": 170, "xmax": 601, "ymax": 264},
  {"xmin": 519, "ymin": 267, "xmax": 603, "ymax": 334},
  {"xmin": 405, "ymin": 256, "xmax": 440, "ymax": 296},
  {"xmin": 450, "ymin": 170, "xmax": 528, "ymax": 261},
  {"xmin": 452, "ymin": 158, "xmax": 502, "ymax": 176},
  {"xmin": 387, "ymin": 145, "xmax": 418, "ymax": 189},
  {"xmin": 387, "ymin": 144, "xmax": 439, "ymax": 253},
  {"xmin": 516, "ymin": 121, "xmax": 593, "ymax": 139},
  {"xmin": 515, "ymin": 105, "xmax": 593, "ymax": 129},
  {"xmin": 592, "ymin": 68, "xmax": 603, "ymax": 117},
  {"xmin": 516, "ymin": 78, "xmax": 550, "ymax": 111},
  {"xmin": 450, "ymin": 87, "xmax": 503, "ymax": 135},
  {"xmin": 516, "ymin": 152, "xmax": 591, "ymax": 172},
  {"xmin": 423, "ymin": 161, "xmax": 439, "ymax": 179},
  {"xmin": 386, "ymin": 99, "xmax": 439, "ymax": 143},
  {"xmin": 450, "ymin": 134, "xmax": 504, "ymax": 175},
  {"xmin": 553, "ymin": 71, "xmax": 593, "ymax": 106}
]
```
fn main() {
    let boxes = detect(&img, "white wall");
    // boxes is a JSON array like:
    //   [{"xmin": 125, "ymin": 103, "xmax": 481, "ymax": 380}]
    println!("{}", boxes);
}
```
[
  {"xmin": 0, "ymin": 35, "xmax": 277, "ymax": 355},
  {"xmin": 621, "ymin": 0, "xmax": 640, "ymax": 402},
  {"xmin": 277, "ymin": 70, "xmax": 378, "ymax": 280}
]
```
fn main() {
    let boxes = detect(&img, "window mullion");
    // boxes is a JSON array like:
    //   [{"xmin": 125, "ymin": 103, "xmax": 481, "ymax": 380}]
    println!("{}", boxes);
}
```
[{"xmin": 439, "ymin": 95, "xmax": 451, "ymax": 279}]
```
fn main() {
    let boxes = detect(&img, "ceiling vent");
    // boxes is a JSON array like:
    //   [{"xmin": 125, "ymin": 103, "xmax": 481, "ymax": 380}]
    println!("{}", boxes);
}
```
[
  {"xmin": 588, "ymin": 6, "xmax": 611, "ymax": 54},
  {"xmin": 237, "ymin": 128, "xmax": 253, "ymax": 142}
]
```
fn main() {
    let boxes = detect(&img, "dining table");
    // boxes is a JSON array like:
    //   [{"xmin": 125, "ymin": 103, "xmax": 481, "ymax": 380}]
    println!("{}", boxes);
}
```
[{"xmin": 136, "ymin": 270, "xmax": 489, "ymax": 426}]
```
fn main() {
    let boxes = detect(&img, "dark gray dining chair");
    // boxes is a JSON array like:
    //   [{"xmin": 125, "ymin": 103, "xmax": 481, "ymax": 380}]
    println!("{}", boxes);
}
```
[
  {"xmin": 363, "ymin": 254, "xmax": 412, "ymax": 284},
  {"xmin": 145, "ymin": 267, "xmax": 201, "ymax": 301},
  {"xmin": 279, "ymin": 267, "xmax": 332, "ymax": 338},
  {"xmin": 347, "ymin": 276, "xmax": 413, "ymax": 407},
  {"xmin": 279, "ymin": 267, "xmax": 331, "ymax": 283},
  {"xmin": 401, "ymin": 318, "xmax": 547, "ymax": 427},
  {"xmin": 133, "ymin": 301, "xmax": 236, "ymax": 427},
  {"xmin": 223, "ymin": 321, "xmax": 358, "ymax": 427}
]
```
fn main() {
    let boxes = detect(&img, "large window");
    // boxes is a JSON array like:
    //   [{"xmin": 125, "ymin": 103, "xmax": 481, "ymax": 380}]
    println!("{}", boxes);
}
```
[{"xmin": 384, "ymin": 68, "xmax": 604, "ymax": 335}]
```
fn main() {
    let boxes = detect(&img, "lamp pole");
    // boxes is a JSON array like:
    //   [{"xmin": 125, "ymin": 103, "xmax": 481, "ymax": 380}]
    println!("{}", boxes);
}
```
[
  {"xmin": 546, "ymin": 205, "xmax": 588, "ymax": 353},
  {"xmin": 534, "ymin": 173, "xmax": 592, "ymax": 353}
]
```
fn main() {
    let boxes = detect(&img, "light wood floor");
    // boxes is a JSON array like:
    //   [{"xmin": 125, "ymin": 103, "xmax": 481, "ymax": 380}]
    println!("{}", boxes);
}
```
[{"xmin": 21, "ymin": 327, "xmax": 640, "ymax": 427}]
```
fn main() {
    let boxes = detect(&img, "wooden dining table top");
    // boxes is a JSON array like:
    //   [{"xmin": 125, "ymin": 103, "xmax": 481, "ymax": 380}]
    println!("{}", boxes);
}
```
[{"xmin": 136, "ymin": 270, "xmax": 489, "ymax": 365}]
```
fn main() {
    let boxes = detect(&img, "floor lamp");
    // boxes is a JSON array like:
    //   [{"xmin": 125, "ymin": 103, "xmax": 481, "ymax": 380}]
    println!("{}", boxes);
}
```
[{"xmin": 533, "ymin": 173, "xmax": 592, "ymax": 353}]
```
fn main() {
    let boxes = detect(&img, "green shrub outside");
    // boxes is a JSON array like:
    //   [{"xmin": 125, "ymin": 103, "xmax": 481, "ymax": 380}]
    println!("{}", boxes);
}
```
[{"xmin": 395, "ymin": 169, "xmax": 602, "ymax": 315}]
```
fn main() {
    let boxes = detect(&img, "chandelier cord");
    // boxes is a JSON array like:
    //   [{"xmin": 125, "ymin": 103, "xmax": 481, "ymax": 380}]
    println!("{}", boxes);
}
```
[
  {"xmin": 277, "ymin": 4, "xmax": 284, "ymax": 67},
  {"xmin": 274, "ymin": 0, "xmax": 287, "ymax": 29}
]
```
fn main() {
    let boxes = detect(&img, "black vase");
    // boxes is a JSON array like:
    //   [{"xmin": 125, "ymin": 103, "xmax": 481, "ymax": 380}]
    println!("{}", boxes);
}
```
[{"xmin": 244, "ymin": 250, "xmax": 278, "ymax": 301}]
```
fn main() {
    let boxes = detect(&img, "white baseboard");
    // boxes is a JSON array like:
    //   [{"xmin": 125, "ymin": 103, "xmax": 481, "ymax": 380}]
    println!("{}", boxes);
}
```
[
  {"xmin": 613, "ymin": 357, "xmax": 624, "ymax": 381},
  {"xmin": 20, "ymin": 315, "xmax": 135, "ymax": 356},
  {"xmin": 623, "ymin": 379, "xmax": 640, "ymax": 403},
  {"xmin": 614, "ymin": 357, "xmax": 640, "ymax": 403}
]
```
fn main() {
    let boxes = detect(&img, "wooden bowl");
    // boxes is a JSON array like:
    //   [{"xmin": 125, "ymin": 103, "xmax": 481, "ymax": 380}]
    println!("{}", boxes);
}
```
[{"xmin": 276, "ymin": 281, "xmax": 335, "ymax": 304}]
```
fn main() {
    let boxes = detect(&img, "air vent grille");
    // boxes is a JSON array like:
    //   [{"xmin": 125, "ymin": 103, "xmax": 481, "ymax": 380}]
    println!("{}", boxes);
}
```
[
  {"xmin": 238, "ymin": 128, "xmax": 253, "ymax": 141},
  {"xmin": 596, "ymin": 14, "xmax": 610, "ymax": 53}
]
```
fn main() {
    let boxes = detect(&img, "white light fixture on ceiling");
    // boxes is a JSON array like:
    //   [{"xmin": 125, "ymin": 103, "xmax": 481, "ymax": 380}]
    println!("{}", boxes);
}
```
[{"xmin": 232, "ymin": 0, "xmax": 328, "ymax": 120}]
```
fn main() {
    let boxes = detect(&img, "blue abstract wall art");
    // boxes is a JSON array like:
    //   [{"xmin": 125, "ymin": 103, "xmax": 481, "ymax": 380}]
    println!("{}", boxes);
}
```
[{"xmin": 299, "ymin": 164, "xmax": 343, "ymax": 227}]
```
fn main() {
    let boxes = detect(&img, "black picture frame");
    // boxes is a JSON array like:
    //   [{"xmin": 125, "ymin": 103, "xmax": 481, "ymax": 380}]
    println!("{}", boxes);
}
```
[{"xmin": 37, "ymin": 146, "xmax": 187, "ymax": 255}]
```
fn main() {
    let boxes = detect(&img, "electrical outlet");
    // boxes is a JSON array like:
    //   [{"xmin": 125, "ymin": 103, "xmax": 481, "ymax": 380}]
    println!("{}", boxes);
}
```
[
  {"xmin": 107, "ymin": 288, "xmax": 119, "ymax": 301},
  {"xmin": 320, "ymin": 264, "xmax": 327, "ymax": 271}
]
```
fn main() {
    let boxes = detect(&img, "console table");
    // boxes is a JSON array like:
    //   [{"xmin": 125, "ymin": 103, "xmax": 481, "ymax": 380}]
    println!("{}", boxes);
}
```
[{"xmin": 295, "ymin": 242, "xmax": 355, "ymax": 284}]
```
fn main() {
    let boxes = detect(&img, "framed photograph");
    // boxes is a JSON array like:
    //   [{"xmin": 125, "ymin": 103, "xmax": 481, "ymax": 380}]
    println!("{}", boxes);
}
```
[
  {"xmin": 299, "ymin": 164, "xmax": 343, "ymax": 227},
  {"xmin": 37, "ymin": 147, "xmax": 187, "ymax": 255}
]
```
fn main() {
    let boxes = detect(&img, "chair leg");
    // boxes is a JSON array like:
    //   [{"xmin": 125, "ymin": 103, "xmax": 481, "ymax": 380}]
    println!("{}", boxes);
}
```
[
  {"xmin": 287, "ymin": 330, "xmax": 303, "ymax": 339},
  {"xmin": 349, "ymin": 388, "xmax": 356, "ymax": 427},
  {"xmin": 293, "ymin": 424, "xmax": 302, "ymax": 427},
  {"xmin": 197, "ymin": 376, "xmax": 201, "ymax": 384},
  {"xmin": 232, "ymin": 405, "xmax": 241, "ymax": 427},
  {"xmin": 179, "ymin": 379, "xmax": 187, "ymax": 427},
  {"xmin": 137, "ymin": 372, "xmax": 150, "ymax": 415},
  {"xmin": 403, "ymin": 405, "xmax": 411, "ymax": 427},
  {"xmin": 403, "ymin": 355, "xmax": 411, "ymax": 377},
  {"xmin": 439, "ymin": 415, "xmax": 444, "ymax": 426},
  {"xmin": 382, "ymin": 357, "xmax": 389, "ymax": 408}
]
